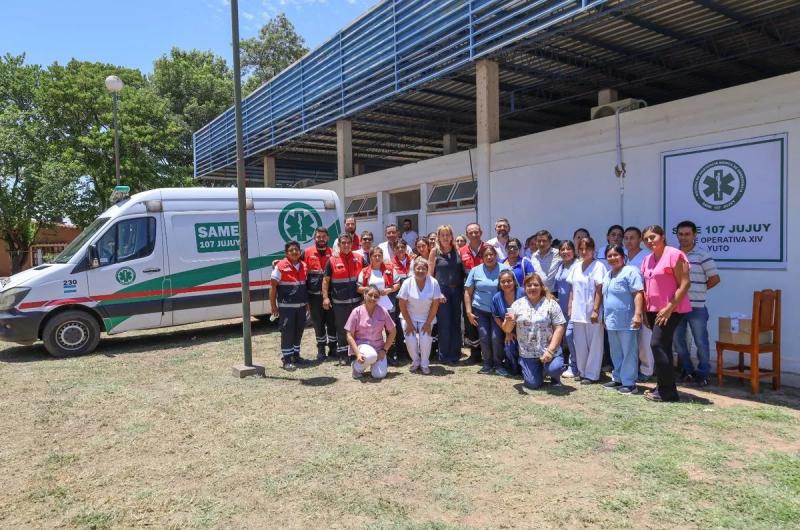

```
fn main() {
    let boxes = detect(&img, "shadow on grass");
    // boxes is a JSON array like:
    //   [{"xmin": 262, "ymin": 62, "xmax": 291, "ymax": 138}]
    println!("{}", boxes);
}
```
[
  {"xmin": 0, "ymin": 318, "xmax": 279, "ymax": 364},
  {"xmin": 261, "ymin": 374, "xmax": 338, "ymax": 387},
  {"xmin": 513, "ymin": 382, "xmax": 577, "ymax": 396}
]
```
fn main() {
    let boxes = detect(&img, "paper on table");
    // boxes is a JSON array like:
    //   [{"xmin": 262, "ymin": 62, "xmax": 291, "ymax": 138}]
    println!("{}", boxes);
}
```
[{"xmin": 729, "ymin": 312, "xmax": 747, "ymax": 333}]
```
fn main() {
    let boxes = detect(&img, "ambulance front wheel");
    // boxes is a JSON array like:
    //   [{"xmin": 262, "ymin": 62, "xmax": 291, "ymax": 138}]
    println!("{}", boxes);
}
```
[{"xmin": 42, "ymin": 310, "xmax": 101, "ymax": 358}]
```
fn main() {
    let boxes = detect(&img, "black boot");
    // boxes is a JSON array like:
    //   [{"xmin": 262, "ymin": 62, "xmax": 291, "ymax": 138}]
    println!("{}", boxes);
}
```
[
  {"xmin": 316, "ymin": 343, "xmax": 327, "ymax": 361},
  {"xmin": 328, "ymin": 342, "xmax": 337, "ymax": 360},
  {"xmin": 282, "ymin": 356, "xmax": 296, "ymax": 371},
  {"xmin": 292, "ymin": 353, "xmax": 311, "ymax": 366}
]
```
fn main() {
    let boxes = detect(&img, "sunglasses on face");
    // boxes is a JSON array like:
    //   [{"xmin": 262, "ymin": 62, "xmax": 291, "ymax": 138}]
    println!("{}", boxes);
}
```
[
  {"xmin": 507, "ymin": 245, "xmax": 519, "ymax": 250},
  {"xmin": 361, "ymin": 237, "xmax": 373, "ymax": 242}
]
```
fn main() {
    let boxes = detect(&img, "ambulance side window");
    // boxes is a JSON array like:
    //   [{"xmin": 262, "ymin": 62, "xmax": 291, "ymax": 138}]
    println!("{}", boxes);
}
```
[{"xmin": 95, "ymin": 217, "xmax": 157, "ymax": 266}]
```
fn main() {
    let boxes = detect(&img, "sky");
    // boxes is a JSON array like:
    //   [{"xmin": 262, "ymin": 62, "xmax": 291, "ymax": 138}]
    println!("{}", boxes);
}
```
[{"xmin": 1, "ymin": 0, "xmax": 376, "ymax": 73}]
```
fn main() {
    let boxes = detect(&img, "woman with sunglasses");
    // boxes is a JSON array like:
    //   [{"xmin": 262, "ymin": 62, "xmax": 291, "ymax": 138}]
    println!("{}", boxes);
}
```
[{"xmin": 503, "ymin": 237, "xmax": 534, "ymax": 286}]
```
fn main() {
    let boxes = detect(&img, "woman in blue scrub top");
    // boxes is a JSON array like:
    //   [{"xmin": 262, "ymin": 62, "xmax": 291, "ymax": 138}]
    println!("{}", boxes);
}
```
[
  {"xmin": 503, "ymin": 237, "xmax": 534, "ymax": 285},
  {"xmin": 492, "ymin": 269, "xmax": 525, "ymax": 375},
  {"xmin": 601, "ymin": 244, "xmax": 644, "ymax": 394},
  {"xmin": 464, "ymin": 245, "xmax": 508, "ymax": 375},
  {"xmin": 554, "ymin": 240, "xmax": 578, "ymax": 378}
]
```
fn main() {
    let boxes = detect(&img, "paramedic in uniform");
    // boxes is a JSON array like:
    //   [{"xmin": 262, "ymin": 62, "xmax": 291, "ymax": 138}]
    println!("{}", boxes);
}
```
[
  {"xmin": 304, "ymin": 226, "xmax": 336, "ymax": 361},
  {"xmin": 322, "ymin": 233, "xmax": 364, "ymax": 364},
  {"xmin": 270, "ymin": 241, "xmax": 310, "ymax": 371},
  {"xmin": 460, "ymin": 222, "xmax": 486, "ymax": 364}
]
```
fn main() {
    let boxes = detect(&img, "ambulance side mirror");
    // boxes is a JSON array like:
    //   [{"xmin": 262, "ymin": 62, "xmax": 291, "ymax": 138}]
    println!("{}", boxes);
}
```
[{"xmin": 88, "ymin": 245, "xmax": 100, "ymax": 269}]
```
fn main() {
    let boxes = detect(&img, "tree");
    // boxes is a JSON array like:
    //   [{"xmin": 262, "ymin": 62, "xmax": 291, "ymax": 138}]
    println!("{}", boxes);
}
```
[
  {"xmin": 38, "ymin": 60, "xmax": 191, "ymax": 227},
  {"xmin": 151, "ymin": 48, "xmax": 233, "ymax": 168},
  {"xmin": 0, "ymin": 54, "xmax": 75, "ymax": 273},
  {"xmin": 240, "ymin": 13, "xmax": 308, "ymax": 95}
]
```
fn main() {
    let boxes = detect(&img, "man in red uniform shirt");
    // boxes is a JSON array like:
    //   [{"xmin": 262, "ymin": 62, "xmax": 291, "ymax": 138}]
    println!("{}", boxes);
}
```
[
  {"xmin": 270, "ymin": 241, "xmax": 310, "ymax": 371},
  {"xmin": 459, "ymin": 222, "xmax": 486, "ymax": 364},
  {"xmin": 322, "ymin": 233, "xmax": 364, "ymax": 365},
  {"xmin": 304, "ymin": 227, "xmax": 336, "ymax": 361}
]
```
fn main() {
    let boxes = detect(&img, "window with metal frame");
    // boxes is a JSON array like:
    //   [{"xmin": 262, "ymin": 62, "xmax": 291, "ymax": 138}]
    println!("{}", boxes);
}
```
[
  {"xmin": 427, "ymin": 179, "xmax": 477, "ymax": 212},
  {"xmin": 346, "ymin": 195, "xmax": 378, "ymax": 219}
]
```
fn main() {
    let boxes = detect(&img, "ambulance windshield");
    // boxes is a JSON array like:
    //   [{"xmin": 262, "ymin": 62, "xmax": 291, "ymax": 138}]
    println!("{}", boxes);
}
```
[{"xmin": 53, "ymin": 217, "xmax": 111, "ymax": 264}]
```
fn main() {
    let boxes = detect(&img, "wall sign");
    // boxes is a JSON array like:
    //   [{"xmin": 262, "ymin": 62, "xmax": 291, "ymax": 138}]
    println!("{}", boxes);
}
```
[{"xmin": 662, "ymin": 134, "xmax": 787, "ymax": 269}]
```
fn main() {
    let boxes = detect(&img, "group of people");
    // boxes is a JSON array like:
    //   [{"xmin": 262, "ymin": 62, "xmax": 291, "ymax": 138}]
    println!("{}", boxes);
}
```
[{"xmin": 270, "ymin": 215, "xmax": 720, "ymax": 403}]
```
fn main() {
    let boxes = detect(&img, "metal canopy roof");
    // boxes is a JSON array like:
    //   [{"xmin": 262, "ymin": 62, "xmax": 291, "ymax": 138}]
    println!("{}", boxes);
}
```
[{"xmin": 193, "ymin": 0, "xmax": 800, "ymax": 186}]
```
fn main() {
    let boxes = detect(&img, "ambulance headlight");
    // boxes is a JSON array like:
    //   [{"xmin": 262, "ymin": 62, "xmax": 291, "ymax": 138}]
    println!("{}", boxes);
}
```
[{"xmin": 0, "ymin": 287, "xmax": 30, "ymax": 311}]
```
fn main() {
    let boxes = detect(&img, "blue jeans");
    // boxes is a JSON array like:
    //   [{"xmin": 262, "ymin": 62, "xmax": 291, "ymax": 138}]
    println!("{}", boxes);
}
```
[
  {"xmin": 562, "ymin": 320, "xmax": 576, "ymax": 373},
  {"xmin": 674, "ymin": 307, "xmax": 710, "ymax": 379},
  {"xmin": 504, "ymin": 339, "xmax": 519, "ymax": 374},
  {"xmin": 475, "ymin": 308, "xmax": 503, "ymax": 369},
  {"xmin": 607, "ymin": 329, "xmax": 639, "ymax": 387},
  {"xmin": 436, "ymin": 285, "xmax": 463, "ymax": 362},
  {"xmin": 520, "ymin": 354, "xmax": 564, "ymax": 389}
]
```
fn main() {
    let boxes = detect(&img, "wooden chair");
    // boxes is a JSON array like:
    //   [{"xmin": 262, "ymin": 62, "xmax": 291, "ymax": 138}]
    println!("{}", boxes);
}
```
[{"xmin": 716, "ymin": 289, "xmax": 781, "ymax": 393}]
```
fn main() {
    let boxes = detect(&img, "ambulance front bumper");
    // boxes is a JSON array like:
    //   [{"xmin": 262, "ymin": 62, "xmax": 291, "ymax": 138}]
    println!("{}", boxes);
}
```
[{"xmin": 0, "ymin": 310, "xmax": 44, "ymax": 345}]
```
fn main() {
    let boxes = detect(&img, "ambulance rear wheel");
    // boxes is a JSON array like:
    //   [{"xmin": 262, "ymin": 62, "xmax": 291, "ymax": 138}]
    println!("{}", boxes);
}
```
[{"xmin": 42, "ymin": 310, "xmax": 101, "ymax": 358}]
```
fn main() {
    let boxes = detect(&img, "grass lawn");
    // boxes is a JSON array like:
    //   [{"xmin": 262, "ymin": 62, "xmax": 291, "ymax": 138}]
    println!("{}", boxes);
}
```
[{"xmin": 1, "ymin": 319, "xmax": 799, "ymax": 529}]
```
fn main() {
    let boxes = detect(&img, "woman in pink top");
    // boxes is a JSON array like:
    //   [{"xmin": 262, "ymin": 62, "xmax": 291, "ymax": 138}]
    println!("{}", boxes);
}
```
[
  {"xmin": 640, "ymin": 225, "xmax": 691, "ymax": 402},
  {"xmin": 345, "ymin": 285, "xmax": 397, "ymax": 380}
]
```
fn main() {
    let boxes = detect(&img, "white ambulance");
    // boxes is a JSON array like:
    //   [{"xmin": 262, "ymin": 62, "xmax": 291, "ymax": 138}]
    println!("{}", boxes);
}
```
[{"xmin": 0, "ymin": 187, "xmax": 342, "ymax": 357}]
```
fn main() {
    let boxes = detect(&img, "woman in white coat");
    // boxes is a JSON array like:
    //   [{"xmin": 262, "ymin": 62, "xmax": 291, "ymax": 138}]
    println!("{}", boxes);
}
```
[
  {"xmin": 567, "ymin": 237, "xmax": 606, "ymax": 383},
  {"xmin": 398, "ymin": 257, "xmax": 442, "ymax": 374}
]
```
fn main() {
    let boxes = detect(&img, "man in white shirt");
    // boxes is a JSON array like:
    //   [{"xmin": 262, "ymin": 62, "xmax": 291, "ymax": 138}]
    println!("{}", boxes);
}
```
[
  {"xmin": 485, "ymin": 217, "xmax": 511, "ymax": 261},
  {"xmin": 528, "ymin": 229, "xmax": 561, "ymax": 292},
  {"xmin": 400, "ymin": 218, "xmax": 419, "ymax": 248},
  {"xmin": 378, "ymin": 223, "xmax": 412, "ymax": 261},
  {"xmin": 675, "ymin": 220, "xmax": 721, "ymax": 387}
]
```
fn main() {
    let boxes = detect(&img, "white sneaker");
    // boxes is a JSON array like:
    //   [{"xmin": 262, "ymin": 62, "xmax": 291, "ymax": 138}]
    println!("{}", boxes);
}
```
[{"xmin": 562, "ymin": 369, "xmax": 575, "ymax": 378}]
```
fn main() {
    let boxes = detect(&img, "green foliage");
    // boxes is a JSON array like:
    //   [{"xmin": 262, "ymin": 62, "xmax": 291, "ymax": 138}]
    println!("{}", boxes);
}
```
[
  {"xmin": 0, "ymin": 12, "xmax": 311, "ymax": 261},
  {"xmin": 0, "ymin": 54, "xmax": 76, "ymax": 272},
  {"xmin": 151, "ymin": 48, "xmax": 233, "ymax": 167},
  {"xmin": 38, "ymin": 60, "xmax": 192, "ymax": 227},
  {"xmin": 240, "ymin": 13, "xmax": 308, "ymax": 95}
]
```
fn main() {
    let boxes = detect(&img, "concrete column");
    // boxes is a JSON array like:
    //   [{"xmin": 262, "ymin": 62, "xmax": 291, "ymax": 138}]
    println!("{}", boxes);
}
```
[
  {"xmin": 335, "ymin": 119, "xmax": 353, "ymax": 209},
  {"xmin": 263, "ymin": 155, "xmax": 276, "ymax": 187},
  {"xmin": 419, "ymin": 182, "xmax": 429, "ymax": 236},
  {"xmin": 443, "ymin": 132, "xmax": 458, "ymax": 155},
  {"xmin": 475, "ymin": 59, "xmax": 499, "ymax": 230},
  {"xmin": 376, "ymin": 190, "xmax": 385, "ymax": 226}
]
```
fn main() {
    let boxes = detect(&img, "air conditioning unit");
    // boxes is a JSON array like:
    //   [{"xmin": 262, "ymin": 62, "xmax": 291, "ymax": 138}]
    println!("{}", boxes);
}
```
[
  {"xmin": 292, "ymin": 178, "xmax": 316, "ymax": 189},
  {"xmin": 590, "ymin": 98, "xmax": 645, "ymax": 120}
]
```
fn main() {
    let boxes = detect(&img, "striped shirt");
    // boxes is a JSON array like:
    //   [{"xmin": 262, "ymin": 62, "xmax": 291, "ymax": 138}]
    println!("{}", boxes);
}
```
[{"xmin": 686, "ymin": 246, "xmax": 719, "ymax": 308}]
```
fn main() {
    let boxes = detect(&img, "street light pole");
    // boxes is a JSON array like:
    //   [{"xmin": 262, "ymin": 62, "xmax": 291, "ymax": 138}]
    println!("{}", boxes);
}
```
[
  {"xmin": 104, "ymin": 75, "xmax": 124, "ymax": 186},
  {"xmin": 230, "ymin": 0, "xmax": 263, "ymax": 378}
]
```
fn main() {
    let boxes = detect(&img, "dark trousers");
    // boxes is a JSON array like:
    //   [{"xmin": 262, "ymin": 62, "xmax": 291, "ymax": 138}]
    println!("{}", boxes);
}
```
[
  {"xmin": 389, "ymin": 294, "xmax": 407, "ymax": 358},
  {"xmin": 463, "ymin": 299, "xmax": 481, "ymax": 362},
  {"xmin": 646, "ymin": 311, "xmax": 684, "ymax": 401},
  {"xmin": 308, "ymin": 294, "xmax": 336, "ymax": 351},
  {"xmin": 333, "ymin": 302, "xmax": 359, "ymax": 358},
  {"xmin": 476, "ymin": 308, "xmax": 504, "ymax": 369},
  {"xmin": 279, "ymin": 306, "xmax": 307, "ymax": 358},
  {"xmin": 436, "ymin": 284, "xmax": 463, "ymax": 362}
]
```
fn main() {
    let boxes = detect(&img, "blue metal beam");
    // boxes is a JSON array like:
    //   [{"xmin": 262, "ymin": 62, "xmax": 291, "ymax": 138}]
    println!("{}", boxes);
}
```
[{"xmin": 193, "ymin": 0, "xmax": 611, "ymax": 178}]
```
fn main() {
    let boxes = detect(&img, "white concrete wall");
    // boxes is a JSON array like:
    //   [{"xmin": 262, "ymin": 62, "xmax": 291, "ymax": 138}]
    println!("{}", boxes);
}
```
[{"xmin": 315, "ymin": 71, "xmax": 800, "ymax": 381}]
